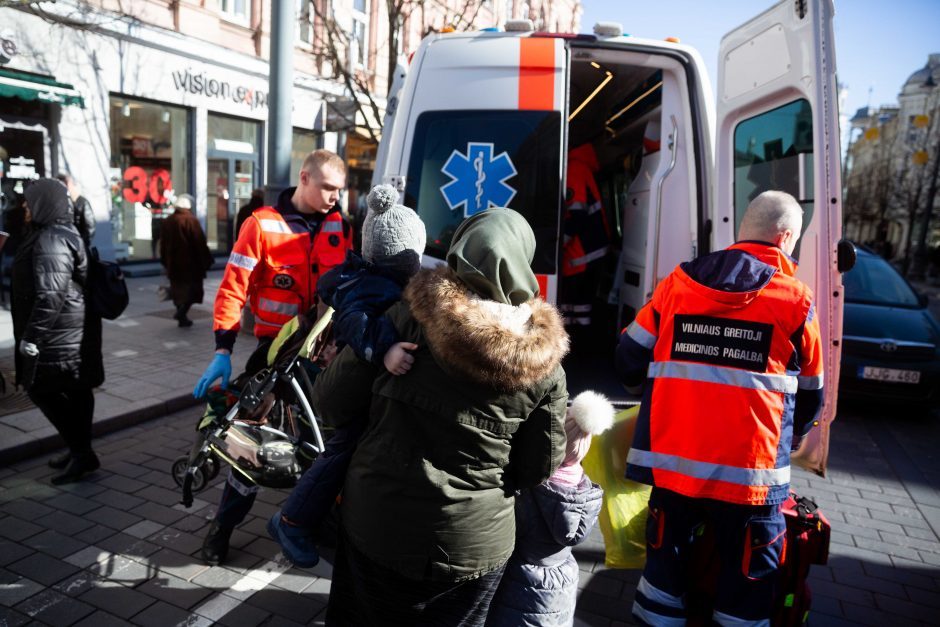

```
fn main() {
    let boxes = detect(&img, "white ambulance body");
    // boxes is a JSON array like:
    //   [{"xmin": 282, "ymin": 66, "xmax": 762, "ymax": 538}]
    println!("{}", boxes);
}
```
[{"xmin": 374, "ymin": 0, "xmax": 847, "ymax": 474}]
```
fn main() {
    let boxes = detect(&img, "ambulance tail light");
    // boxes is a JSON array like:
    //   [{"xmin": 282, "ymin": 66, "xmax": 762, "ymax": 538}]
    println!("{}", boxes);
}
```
[
  {"xmin": 505, "ymin": 19, "xmax": 534, "ymax": 32},
  {"xmin": 593, "ymin": 22, "xmax": 624, "ymax": 38}
]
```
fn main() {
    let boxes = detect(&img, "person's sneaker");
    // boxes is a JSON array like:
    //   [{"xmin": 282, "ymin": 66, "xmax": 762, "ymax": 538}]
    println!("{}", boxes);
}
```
[
  {"xmin": 267, "ymin": 511, "xmax": 320, "ymax": 568},
  {"xmin": 178, "ymin": 316, "xmax": 193, "ymax": 328},
  {"xmin": 50, "ymin": 451, "xmax": 100, "ymax": 485},
  {"xmin": 201, "ymin": 521, "xmax": 232, "ymax": 565}
]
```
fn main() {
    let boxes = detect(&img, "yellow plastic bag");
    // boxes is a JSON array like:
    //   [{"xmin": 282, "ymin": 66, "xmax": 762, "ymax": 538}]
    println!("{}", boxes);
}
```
[{"xmin": 581, "ymin": 405, "xmax": 651, "ymax": 569}]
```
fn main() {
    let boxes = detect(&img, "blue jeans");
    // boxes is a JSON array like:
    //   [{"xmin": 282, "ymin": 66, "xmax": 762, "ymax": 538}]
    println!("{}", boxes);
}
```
[
  {"xmin": 633, "ymin": 487, "xmax": 786, "ymax": 625},
  {"xmin": 281, "ymin": 417, "xmax": 366, "ymax": 529}
]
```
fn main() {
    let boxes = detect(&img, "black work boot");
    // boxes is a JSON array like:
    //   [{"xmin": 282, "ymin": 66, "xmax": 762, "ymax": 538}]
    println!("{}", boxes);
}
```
[
  {"xmin": 51, "ymin": 451, "xmax": 100, "ymax": 485},
  {"xmin": 201, "ymin": 521, "xmax": 233, "ymax": 565},
  {"xmin": 48, "ymin": 451, "xmax": 71, "ymax": 469}
]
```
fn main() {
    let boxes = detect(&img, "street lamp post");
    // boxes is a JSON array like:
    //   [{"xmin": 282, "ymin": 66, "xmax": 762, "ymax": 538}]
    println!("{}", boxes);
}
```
[{"xmin": 265, "ymin": 1, "xmax": 295, "ymax": 205}]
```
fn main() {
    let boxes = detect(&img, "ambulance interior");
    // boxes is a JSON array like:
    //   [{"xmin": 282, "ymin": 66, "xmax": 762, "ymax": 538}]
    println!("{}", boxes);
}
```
[{"xmin": 562, "ymin": 50, "xmax": 667, "ymax": 399}]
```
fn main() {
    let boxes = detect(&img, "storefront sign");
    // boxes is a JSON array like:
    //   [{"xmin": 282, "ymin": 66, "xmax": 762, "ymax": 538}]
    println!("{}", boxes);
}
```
[
  {"xmin": 172, "ymin": 68, "xmax": 267, "ymax": 110},
  {"xmin": 1, "ymin": 31, "xmax": 17, "ymax": 65},
  {"xmin": 123, "ymin": 166, "xmax": 172, "ymax": 205}
]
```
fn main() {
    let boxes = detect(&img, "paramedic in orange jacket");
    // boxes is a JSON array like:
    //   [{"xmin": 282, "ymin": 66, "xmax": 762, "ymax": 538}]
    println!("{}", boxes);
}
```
[
  {"xmin": 615, "ymin": 191, "xmax": 824, "ymax": 626},
  {"xmin": 560, "ymin": 143, "xmax": 610, "ymax": 328},
  {"xmin": 193, "ymin": 149, "xmax": 352, "ymax": 565}
]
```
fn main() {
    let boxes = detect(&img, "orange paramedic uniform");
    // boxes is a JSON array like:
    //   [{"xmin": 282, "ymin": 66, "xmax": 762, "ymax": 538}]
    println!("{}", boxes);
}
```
[
  {"xmin": 615, "ymin": 241, "xmax": 825, "ymax": 506},
  {"xmin": 213, "ymin": 188, "xmax": 352, "ymax": 352}
]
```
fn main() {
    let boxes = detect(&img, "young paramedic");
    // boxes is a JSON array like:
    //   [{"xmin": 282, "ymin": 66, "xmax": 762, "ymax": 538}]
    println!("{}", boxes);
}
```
[
  {"xmin": 615, "ymin": 190, "xmax": 825, "ymax": 625},
  {"xmin": 192, "ymin": 149, "xmax": 353, "ymax": 565}
]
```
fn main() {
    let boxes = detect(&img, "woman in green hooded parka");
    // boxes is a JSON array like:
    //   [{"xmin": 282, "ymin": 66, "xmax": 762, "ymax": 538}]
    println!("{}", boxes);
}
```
[{"xmin": 313, "ymin": 208, "xmax": 570, "ymax": 625}]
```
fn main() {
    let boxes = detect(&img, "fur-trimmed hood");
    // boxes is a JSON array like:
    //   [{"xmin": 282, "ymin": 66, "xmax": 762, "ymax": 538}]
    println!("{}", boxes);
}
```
[{"xmin": 405, "ymin": 265, "xmax": 568, "ymax": 392}]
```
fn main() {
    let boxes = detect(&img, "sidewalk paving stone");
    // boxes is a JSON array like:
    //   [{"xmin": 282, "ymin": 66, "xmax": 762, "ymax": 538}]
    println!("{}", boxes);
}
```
[{"xmin": 0, "ymin": 332, "xmax": 939, "ymax": 624}]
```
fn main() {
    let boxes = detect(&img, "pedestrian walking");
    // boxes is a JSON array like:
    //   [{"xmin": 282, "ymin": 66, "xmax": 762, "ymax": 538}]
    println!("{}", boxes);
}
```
[
  {"xmin": 193, "ymin": 149, "xmax": 353, "ymax": 565},
  {"xmin": 159, "ymin": 194, "xmax": 212, "ymax": 327},
  {"xmin": 267, "ymin": 183, "xmax": 427, "ymax": 568},
  {"xmin": 486, "ymin": 391, "xmax": 613, "ymax": 627},
  {"xmin": 616, "ymin": 190, "xmax": 825, "ymax": 625},
  {"xmin": 12, "ymin": 178, "xmax": 104, "ymax": 484},
  {"xmin": 312, "ymin": 208, "xmax": 570, "ymax": 626},
  {"xmin": 235, "ymin": 188, "xmax": 264, "ymax": 238},
  {"xmin": 55, "ymin": 172, "xmax": 96, "ymax": 247}
]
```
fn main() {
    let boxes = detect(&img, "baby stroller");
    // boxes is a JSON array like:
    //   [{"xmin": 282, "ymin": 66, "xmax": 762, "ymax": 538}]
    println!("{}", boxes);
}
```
[{"xmin": 172, "ymin": 307, "xmax": 335, "ymax": 508}]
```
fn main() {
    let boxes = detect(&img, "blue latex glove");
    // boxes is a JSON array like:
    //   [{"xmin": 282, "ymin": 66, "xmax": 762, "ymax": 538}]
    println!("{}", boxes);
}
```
[{"xmin": 194, "ymin": 353, "xmax": 232, "ymax": 398}]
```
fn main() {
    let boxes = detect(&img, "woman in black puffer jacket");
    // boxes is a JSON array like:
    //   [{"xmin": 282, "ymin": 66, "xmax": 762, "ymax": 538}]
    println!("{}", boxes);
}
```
[{"xmin": 12, "ymin": 178, "xmax": 103, "ymax": 484}]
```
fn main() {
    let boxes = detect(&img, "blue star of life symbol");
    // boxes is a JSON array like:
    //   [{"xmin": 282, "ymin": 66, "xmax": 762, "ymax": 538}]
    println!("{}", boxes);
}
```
[{"xmin": 440, "ymin": 142, "xmax": 518, "ymax": 217}]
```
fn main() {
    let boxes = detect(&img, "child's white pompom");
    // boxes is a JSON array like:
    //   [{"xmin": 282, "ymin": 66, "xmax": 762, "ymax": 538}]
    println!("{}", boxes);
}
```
[
  {"xmin": 567, "ymin": 391, "xmax": 615, "ymax": 435},
  {"xmin": 367, "ymin": 184, "xmax": 399, "ymax": 214}
]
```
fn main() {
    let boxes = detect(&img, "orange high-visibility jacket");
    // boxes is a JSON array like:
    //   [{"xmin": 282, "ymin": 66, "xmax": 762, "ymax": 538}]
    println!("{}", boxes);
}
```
[
  {"xmin": 615, "ymin": 242, "xmax": 824, "ymax": 506},
  {"xmin": 562, "ymin": 143, "xmax": 610, "ymax": 277},
  {"xmin": 214, "ymin": 201, "xmax": 352, "ymax": 345}
]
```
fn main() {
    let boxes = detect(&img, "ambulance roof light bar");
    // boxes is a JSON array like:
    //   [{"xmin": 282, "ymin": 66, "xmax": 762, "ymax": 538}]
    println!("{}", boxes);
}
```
[
  {"xmin": 505, "ymin": 19, "xmax": 535, "ymax": 32},
  {"xmin": 593, "ymin": 22, "xmax": 624, "ymax": 38}
]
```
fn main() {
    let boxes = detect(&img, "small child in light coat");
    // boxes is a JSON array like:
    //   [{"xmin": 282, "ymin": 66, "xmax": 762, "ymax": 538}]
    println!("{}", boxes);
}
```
[
  {"xmin": 486, "ymin": 391, "xmax": 614, "ymax": 627},
  {"xmin": 267, "ymin": 184, "xmax": 426, "ymax": 567}
]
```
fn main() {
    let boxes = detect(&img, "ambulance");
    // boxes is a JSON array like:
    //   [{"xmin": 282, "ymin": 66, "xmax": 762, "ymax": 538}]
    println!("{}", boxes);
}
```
[{"xmin": 372, "ymin": 0, "xmax": 855, "ymax": 474}]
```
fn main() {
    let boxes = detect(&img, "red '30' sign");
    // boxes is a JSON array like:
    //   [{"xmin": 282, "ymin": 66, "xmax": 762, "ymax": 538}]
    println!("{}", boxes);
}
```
[{"xmin": 123, "ymin": 166, "xmax": 172, "ymax": 204}]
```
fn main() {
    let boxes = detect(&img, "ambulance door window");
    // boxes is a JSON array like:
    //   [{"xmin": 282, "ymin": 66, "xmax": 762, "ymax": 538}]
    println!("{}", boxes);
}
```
[
  {"xmin": 732, "ymin": 98, "xmax": 814, "ymax": 259},
  {"xmin": 404, "ymin": 110, "xmax": 562, "ymax": 275}
]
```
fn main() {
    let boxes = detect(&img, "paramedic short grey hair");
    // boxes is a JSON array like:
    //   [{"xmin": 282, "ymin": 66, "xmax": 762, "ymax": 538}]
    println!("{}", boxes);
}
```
[{"xmin": 738, "ymin": 190, "xmax": 803, "ymax": 242}]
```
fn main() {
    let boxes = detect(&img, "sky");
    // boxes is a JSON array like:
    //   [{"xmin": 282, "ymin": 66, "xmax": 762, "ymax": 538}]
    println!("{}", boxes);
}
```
[{"xmin": 579, "ymin": 0, "xmax": 940, "ymax": 131}]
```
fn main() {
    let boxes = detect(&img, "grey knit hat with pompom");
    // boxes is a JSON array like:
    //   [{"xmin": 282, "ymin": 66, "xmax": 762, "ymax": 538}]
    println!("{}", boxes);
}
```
[{"xmin": 361, "ymin": 184, "xmax": 427, "ymax": 277}]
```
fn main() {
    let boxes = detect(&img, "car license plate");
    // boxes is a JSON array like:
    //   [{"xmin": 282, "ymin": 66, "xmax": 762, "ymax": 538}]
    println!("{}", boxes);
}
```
[{"xmin": 859, "ymin": 366, "xmax": 921, "ymax": 384}]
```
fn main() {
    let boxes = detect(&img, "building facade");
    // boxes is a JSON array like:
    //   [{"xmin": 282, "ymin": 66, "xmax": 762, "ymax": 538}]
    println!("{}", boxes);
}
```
[
  {"xmin": 0, "ymin": 0, "xmax": 582, "ymax": 265},
  {"xmin": 843, "ymin": 53, "xmax": 940, "ymax": 274}
]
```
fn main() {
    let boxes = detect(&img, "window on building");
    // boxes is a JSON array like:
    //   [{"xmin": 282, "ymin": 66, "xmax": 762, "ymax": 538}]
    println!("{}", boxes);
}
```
[
  {"xmin": 109, "ymin": 96, "xmax": 191, "ymax": 262},
  {"xmin": 297, "ymin": 0, "xmax": 315, "ymax": 45},
  {"xmin": 351, "ymin": 0, "xmax": 369, "ymax": 68},
  {"xmin": 220, "ymin": 0, "xmax": 249, "ymax": 23}
]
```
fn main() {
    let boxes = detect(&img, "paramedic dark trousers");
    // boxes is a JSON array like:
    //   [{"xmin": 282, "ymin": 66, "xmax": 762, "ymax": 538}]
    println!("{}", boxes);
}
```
[
  {"xmin": 633, "ymin": 487, "xmax": 786, "ymax": 626},
  {"xmin": 211, "ymin": 337, "xmax": 273, "ymax": 531}
]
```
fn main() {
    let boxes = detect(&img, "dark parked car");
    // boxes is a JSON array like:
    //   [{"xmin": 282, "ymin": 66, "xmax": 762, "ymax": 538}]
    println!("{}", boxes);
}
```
[{"xmin": 839, "ymin": 246, "xmax": 940, "ymax": 410}]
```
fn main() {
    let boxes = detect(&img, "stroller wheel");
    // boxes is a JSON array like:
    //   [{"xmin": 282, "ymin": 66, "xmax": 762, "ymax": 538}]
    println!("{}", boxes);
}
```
[
  {"xmin": 171, "ymin": 456, "xmax": 208, "ymax": 492},
  {"xmin": 171, "ymin": 456, "xmax": 189, "ymax": 488}
]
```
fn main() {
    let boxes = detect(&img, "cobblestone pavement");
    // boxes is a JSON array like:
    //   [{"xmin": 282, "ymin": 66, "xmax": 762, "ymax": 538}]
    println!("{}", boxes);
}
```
[
  {"xmin": 0, "ymin": 271, "xmax": 250, "ymax": 463},
  {"xmin": 1, "ymin": 401, "xmax": 939, "ymax": 626}
]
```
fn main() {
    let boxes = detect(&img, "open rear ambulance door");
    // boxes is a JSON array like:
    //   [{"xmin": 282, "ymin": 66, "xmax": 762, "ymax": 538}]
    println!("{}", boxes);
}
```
[
  {"xmin": 714, "ymin": 0, "xmax": 842, "ymax": 475},
  {"xmin": 381, "ymin": 33, "xmax": 568, "ymax": 299}
]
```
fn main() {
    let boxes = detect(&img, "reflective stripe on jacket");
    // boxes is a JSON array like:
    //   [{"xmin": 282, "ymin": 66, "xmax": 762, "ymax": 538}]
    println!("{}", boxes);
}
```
[
  {"xmin": 615, "ymin": 241, "xmax": 824, "ymax": 506},
  {"xmin": 214, "ymin": 203, "xmax": 352, "ymax": 340}
]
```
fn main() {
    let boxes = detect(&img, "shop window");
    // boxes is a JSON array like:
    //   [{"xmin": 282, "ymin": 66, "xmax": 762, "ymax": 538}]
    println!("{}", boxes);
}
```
[{"xmin": 109, "ymin": 96, "xmax": 190, "ymax": 262}]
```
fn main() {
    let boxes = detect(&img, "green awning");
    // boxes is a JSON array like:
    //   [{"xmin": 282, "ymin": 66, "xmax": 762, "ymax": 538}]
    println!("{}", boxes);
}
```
[{"xmin": 0, "ymin": 68, "xmax": 85, "ymax": 108}]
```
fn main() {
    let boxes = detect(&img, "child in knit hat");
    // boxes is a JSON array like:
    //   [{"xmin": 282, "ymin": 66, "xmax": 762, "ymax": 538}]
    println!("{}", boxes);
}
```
[
  {"xmin": 487, "ymin": 391, "xmax": 614, "ymax": 627},
  {"xmin": 268, "ymin": 183, "xmax": 427, "ymax": 566}
]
